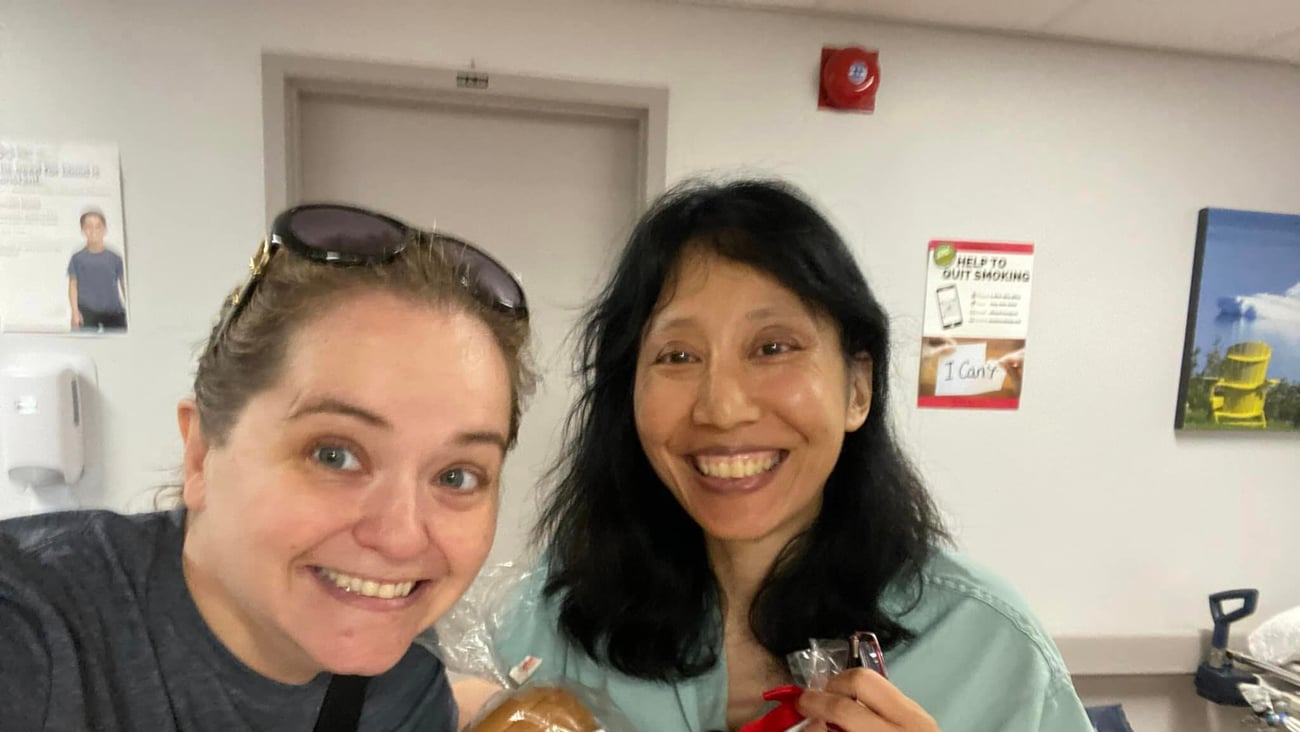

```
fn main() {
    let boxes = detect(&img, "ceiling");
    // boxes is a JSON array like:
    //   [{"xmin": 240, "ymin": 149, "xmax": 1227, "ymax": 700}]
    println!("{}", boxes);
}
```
[{"xmin": 658, "ymin": 0, "xmax": 1300, "ymax": 66}]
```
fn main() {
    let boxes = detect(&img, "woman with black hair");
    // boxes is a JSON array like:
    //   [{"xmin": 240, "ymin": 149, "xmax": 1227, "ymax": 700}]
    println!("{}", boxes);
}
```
[{"xmin": 470, "ymin": 179, "xmax": 1091, "ymax": 732}]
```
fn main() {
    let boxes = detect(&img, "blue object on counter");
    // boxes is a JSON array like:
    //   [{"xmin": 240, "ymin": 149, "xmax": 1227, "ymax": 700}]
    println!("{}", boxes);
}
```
[
  {"xmin": 1085, "ymin": 705, "xmax": 1134, "ymax": 732},
  {"xmin": 1210, "ymin": 589, "xmax": 1259, "ymax": 650},
  {"xmin": 1195, "ymin": 588, "xmax": 1260, "ymax": 706}
]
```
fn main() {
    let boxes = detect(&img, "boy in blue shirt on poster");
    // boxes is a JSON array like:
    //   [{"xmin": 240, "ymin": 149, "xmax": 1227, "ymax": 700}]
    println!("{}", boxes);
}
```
[{"xmin": 67, "ymin": 208, "xmax": 127, "ymax": 332}]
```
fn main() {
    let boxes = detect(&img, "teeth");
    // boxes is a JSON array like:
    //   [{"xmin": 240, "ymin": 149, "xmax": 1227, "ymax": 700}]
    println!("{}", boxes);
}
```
[
  {"xmin": 317, "ymin": 568, "xmax": 417, "ymax": 599},
  {"xmin": 694, "ymin": 452, "xmax": 781, "ymax": 479}
]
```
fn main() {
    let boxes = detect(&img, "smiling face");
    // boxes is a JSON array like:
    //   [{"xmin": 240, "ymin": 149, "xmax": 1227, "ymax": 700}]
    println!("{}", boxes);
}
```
[
  {"xmin": 633, "ymin": 250, "xmax": 872, "ymax": 551},
  {"xmin": 178, "ymin": 290, "xmax": 512, "ymax": 683}
]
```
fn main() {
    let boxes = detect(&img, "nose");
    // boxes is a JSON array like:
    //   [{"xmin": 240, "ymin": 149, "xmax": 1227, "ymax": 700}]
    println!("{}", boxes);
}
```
[
  {"xmin": 352, "ymin": 476, "xmax": 433, "ymax": 562},
  {"xmin": 691, "ymin": 358, "xmax": 760, "ymax": 430}
]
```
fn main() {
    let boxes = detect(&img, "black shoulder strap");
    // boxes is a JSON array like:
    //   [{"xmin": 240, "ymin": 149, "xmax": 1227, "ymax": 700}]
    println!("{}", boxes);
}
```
[{"xmin": 313, "ymin": 674, "xmax": 370, "ymax": 732}]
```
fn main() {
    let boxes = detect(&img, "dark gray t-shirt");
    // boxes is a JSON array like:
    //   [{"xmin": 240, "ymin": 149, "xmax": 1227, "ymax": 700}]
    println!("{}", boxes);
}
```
[
  {"xmin": 66, "ymin": 247, "xmax": 125, "ymax": 312},
  {"xmin": 0, "ymin": 509, "xmax": 457, "ymax": 731}
]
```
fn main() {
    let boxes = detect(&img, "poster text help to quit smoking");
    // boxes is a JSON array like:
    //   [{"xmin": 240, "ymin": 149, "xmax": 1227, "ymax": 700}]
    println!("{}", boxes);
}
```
[{"xmin": 917, "ymin": 240, "xmax": 1034, "ymax": 410}]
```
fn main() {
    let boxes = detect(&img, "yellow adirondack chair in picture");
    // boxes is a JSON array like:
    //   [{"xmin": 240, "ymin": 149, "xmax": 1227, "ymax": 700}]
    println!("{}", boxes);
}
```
[{"xmin": 1210, "ymin": 341, "xmax": 1280, "ymax": 428}]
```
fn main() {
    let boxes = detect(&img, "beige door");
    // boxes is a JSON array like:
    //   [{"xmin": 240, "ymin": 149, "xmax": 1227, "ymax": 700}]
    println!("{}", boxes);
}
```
[{"xmin": 296, "ymin": 92, "xmax": 641, "ymax": 563}]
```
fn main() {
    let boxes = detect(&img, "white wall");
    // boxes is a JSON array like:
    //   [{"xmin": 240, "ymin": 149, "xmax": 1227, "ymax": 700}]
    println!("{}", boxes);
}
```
[{"xmin": 3, "ymin": 1, "xmax": 1298, "ymax": 728}]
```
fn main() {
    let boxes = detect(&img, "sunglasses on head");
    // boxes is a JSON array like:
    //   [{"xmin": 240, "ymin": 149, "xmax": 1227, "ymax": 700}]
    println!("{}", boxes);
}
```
[{"xmin": 210, "ymin": 204, "xmax": 528, "ymax": 350}]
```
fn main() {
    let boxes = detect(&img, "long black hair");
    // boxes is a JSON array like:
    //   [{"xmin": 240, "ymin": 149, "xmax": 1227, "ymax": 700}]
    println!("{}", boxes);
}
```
[{"xmin": 536, "ymin": 178, "xmax": 948, "ymax": 680}]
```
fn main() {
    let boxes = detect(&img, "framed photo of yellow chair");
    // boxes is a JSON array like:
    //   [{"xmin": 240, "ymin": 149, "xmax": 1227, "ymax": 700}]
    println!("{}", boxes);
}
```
[{"xmin": 1175, "ymin": 208, "xmax": 1300, "ymax": 431}]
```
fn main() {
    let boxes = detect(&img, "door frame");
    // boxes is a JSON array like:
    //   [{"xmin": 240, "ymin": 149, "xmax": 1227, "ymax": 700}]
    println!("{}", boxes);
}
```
[{"xmin": 262, "ymin": 53, "xmax": 668, "ymax": 226}]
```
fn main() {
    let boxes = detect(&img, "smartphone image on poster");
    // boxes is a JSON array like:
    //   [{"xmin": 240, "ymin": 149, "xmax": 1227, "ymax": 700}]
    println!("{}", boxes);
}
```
[{"xmin": 936, "ymin": 284, "xmax": 963, "ymax": 329}]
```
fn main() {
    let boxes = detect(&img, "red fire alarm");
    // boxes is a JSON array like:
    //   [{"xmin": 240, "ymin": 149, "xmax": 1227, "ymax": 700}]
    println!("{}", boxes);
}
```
[{"xmin": 819, "ymin": 46, "xmax": 880, "ymax": 113}]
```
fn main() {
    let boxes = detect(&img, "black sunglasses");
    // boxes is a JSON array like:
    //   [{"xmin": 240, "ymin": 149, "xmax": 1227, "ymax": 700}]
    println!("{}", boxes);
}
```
[{"xmin": 211, "ymin": 204, "xmax": 528, "ymax": 350}]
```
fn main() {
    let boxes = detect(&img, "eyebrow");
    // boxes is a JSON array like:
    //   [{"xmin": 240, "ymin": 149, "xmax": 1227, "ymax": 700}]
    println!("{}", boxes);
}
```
[
  {"xmin": 285, "ymin": 396, "xmax": 509, "ymax": 452},
  {"xmin": 651, "ymin": 305, "xmax": 806, "ymax": 333},
  {"xmin": 286, "ymin": 397, "xmax": 391, "ymax": 428},
  {"xmin": 456, "ymin": 431, "xmax": 509, "ymax": 453}
]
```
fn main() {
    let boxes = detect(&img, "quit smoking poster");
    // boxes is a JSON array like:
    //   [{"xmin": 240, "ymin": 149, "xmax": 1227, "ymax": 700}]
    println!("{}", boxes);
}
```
[
  {"xmin": 917, "ymin": 240, "xmax": 1034, "ymax": 409},
  {"xmin": 0, "ymin": 141, "xmax": 129, "ymax": 335}
]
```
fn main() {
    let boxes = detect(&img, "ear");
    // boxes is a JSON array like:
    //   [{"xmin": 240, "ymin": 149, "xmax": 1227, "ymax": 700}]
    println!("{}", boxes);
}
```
[
  {"xmin": 177, "ymin": 399, "xmax": 210, "ymax": 512},
  {"xmin": 844, "ymin": 353, "xmax": 873, "ymax": 433}
]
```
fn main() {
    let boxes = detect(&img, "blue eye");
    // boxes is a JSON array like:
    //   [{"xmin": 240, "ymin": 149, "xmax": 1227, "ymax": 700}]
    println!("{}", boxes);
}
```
[
  {"xmin": 438, "ymin": 468, "xmax": 481, "ymax": 491},
  {"xmin": 313, "ymin": 445, "xmax": 361, "ymax": 471}
]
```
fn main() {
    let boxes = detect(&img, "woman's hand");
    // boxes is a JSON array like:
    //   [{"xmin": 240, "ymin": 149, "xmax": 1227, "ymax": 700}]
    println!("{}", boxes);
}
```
[
  {"xmin": 919, "ymin": 337, "xmax": 957, "ymax": 362},
  {"xmin": 997, "ymin": 348, "xmax": 1025, "ymax": 392},
  {"xmin": 796, "ymin": 669, "xmax": 939, "ymax": 732}
]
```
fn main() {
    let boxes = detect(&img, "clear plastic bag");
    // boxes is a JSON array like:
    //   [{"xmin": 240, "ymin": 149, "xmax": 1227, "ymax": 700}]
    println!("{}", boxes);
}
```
[
  {"xmin": 418, "ymin": 562, "xmax": 531, "ymax": 688},
  {"xmin": 1249, "ymin": 606, "xmax": 1300, "ymax": 668},
  {"xmin": 418, "ymin": 563, "xmax": 635, "ymax": 732},
  {"xmin": 787, "ymin": 638, "xmax": 847, "ymax": 691},
  {"xmin": 785, "ymin": 633, "xmax": 887, "ymax": 691}
]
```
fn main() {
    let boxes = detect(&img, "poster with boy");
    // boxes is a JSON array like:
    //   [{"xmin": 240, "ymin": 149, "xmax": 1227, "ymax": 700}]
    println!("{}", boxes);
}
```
[
  {"xmin": 0, "ymin": 140, "xmax": 128, "ymax": 334},
  {"xmin": 917, "ymin": 240, "xmax": 1035, "ymax": 409}
]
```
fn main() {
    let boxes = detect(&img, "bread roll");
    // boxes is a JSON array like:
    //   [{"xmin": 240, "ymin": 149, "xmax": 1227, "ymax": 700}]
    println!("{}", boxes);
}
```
[{"xmin": 469, "ymin": 685, "xmax": 602, "ymax": 732}]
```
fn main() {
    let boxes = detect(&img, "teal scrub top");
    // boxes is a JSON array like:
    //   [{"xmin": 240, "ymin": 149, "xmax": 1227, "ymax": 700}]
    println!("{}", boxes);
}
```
[{"xmin": 492, "ymin": 550, "xmax": 1093, "ymax": 732}]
